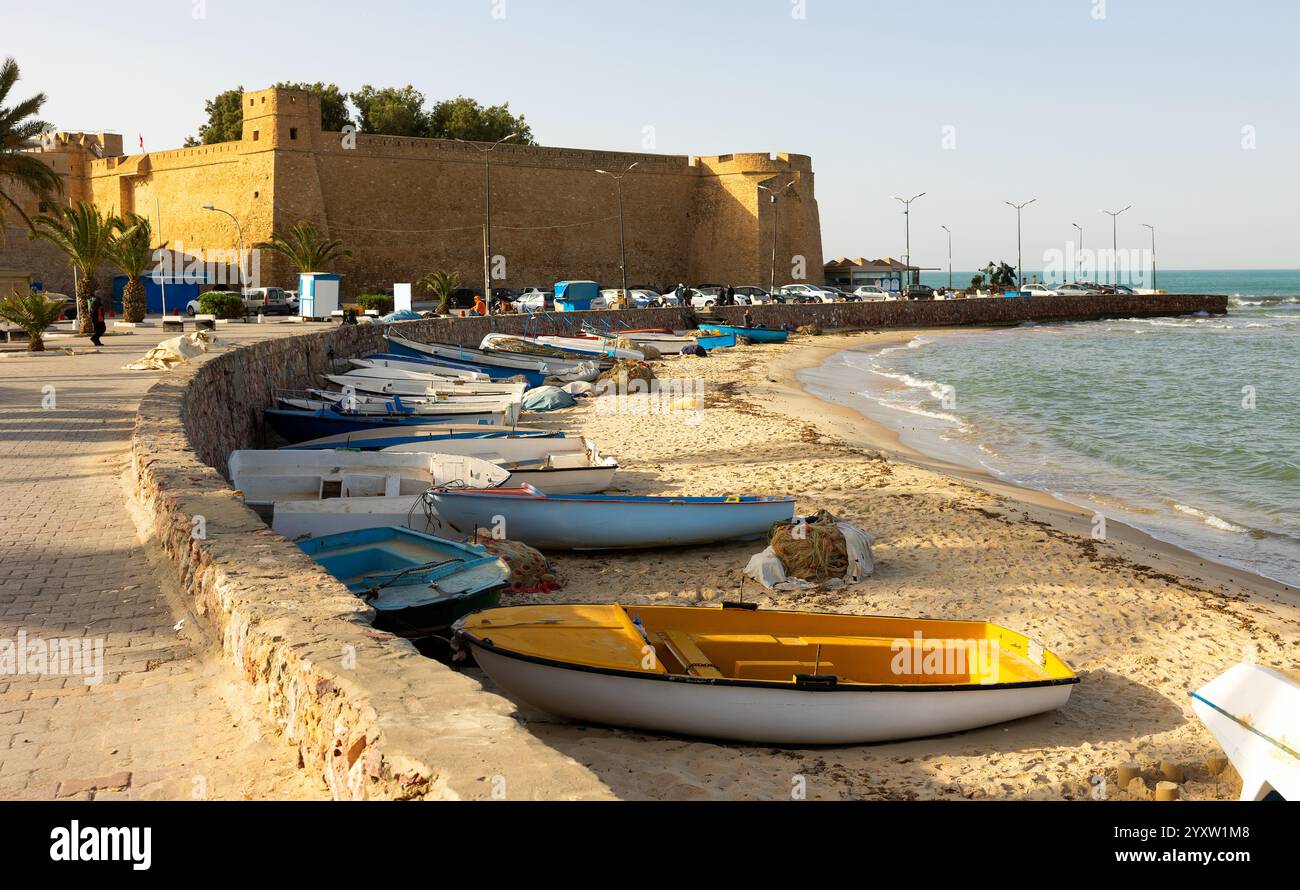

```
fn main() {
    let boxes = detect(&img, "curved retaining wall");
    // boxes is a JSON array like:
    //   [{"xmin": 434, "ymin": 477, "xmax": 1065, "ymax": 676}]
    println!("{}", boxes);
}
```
[
  {"xmin": 126, "ymin": 294, "xmax": 1225, "ymax": 799},
  {"xmin": 128, "ymin": 317, "xmax": 628, "ymax": 800}
]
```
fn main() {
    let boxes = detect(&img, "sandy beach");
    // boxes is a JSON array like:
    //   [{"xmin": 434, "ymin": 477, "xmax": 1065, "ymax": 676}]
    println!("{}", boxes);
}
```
[{"xmin": 475, "ymin": 329, "xmax": 1300, "ymax": 801}]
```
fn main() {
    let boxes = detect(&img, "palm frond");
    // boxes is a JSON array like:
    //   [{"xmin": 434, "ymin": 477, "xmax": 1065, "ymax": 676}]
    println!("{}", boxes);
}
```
[
  {"xmin": 254, "ymin": 221, "xmax": 351, "ymax": 274},
  {"xmin": 30, "ymin": 202, "xmax": 122, "ymax": 277}
]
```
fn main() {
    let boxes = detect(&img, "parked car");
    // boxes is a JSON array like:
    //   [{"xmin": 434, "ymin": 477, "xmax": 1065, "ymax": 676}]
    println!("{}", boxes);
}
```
[
  {"xmin": 823, "ymin": 286, "xmax": 860, "ymax": 302},
  {"xmin": 852, "ymin": 285, "xmax": 893, "ymax": 301},
  {"xmin": 514, "ymin": 290, "xmax": 553, "ymax": 312},
  {"xmin": 1018, "ymin": 283, "xmax": 1059, "ymax": 297},
  {"xmin": 780, "ymin": 284, "xmax": 847, "ymax": 303},
  {"xmin": 242, "ymin": 287, "xmax": 292, "ymax": 315},
  {"xmin": 1056, "ymin": 283, "xmax": 1101, "ymax": 296},
  {"xmin": 731, "ymin": 285, "xmax": 774, "ymax": 304},
  {"xmin": 903, "ymin": 284, "xmax": 935, "ymax": 301},
  {"xmin": 284, "ymin": 290, "xmax": 299, "ymax": 311}
]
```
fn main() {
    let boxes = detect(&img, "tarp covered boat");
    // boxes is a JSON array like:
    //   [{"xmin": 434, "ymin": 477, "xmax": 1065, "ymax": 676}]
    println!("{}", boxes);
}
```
[
  {"xmin": 380, "ymin": 435, "xmax": 617, "ymax": 494},
  {"xmin": 426, "ymin": 484, "xmax": 795, "ymax": 549},
  {"xmin": 454, "ymin": 604, "xmax": 1079, "ymax": 744},
  {"xmin": 1191, "ymin": 662, "xmax": 1299, "ymax": 801},
  {"xmin": 301, "ymin": 527, "xmax": 510, "ymax": 637},
  {"xmin": 481, "ymin": 332, "xmax": 643, "ymax": 362}
]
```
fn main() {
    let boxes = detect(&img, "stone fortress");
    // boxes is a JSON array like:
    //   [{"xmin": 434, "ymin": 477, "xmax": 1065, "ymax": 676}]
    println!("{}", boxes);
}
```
[{"xmin": 8, "ymin": 87, "xmax": 825, "ymax": 297}]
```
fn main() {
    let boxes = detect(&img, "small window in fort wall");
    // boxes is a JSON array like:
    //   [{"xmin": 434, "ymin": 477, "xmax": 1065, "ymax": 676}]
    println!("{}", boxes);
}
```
[
  {"xmin": 253, "ymin": 130, "xmax": 260, "ymax": 141},
  {"xmin": 290, "ymin": 128, "xmax": 298, "ymax": 140},
  {"xmin": 249, "ymin": 99, "xmax": 254, "ymax": 107}
]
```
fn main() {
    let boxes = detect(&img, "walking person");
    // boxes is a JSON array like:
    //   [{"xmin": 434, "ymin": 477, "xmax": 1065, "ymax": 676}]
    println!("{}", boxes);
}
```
[
  {"xmin": 89, "ymin": 294, "xmax": 106, "ymax": 346},
  {"xmin": 725, "ymin": 284, "xmax": 736, "ymax": 306}
]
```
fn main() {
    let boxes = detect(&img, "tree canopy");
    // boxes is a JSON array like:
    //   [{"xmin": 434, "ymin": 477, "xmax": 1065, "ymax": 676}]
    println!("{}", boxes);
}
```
[{"xmin": 186, "ymin": 83, "xmax": 536, "ymax": 145}]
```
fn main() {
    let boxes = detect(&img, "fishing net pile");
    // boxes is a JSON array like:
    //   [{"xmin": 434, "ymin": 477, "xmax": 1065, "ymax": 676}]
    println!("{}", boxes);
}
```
[
  {"xmin": 745, "ymin": 510, "xmax": 876, "ymax": 590},
  {"xmin": 595, "ymin": 360, "xmax": 656, "ymax": 391},
  {"xmin": 474, "ymin": 530, "xmax": 565, "ymax": 593},
  {"xmin": 485, "ymin": 336, "xmax": 581, "ymax": 360},
  {"xmin": 796, "ymin": 324, "xmax": 822, "ymax": 336}
]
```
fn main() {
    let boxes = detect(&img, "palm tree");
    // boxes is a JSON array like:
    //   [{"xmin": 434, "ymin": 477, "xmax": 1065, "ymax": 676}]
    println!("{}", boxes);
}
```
[
  {"xmin": 0, "ymin": 287, "xmax": 67, "ymax": 352},
  {"xmin": 107, "ymin": 212, "xmax": 164, "ymax": 323},
  {"xmin": 0, "ymin": 57, "xmax": 64, "ymax": 240},
  {"xmin": 417, "ymin": 270, "xmax": 461, "ymax": 315},
  {"xmin": 30, "ymin": 202, "xmax": 121, "ymax": 333},
  {"xmin": 254, "ymin": 221, "xmax": 351, "ymax": 280}
]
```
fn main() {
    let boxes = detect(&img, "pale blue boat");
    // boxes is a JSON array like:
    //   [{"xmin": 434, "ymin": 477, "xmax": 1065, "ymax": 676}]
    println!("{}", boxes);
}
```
[
  {"xmin": 386, "ymin": 333, "xmax": 605, "ymax": 377},
  {"xmin": 298, "ymin": 527, "xmax": 510, "ymax": 636},
  {"xmin": 425, "ymin": 484, "xmax": 796, "ymax": 550},
  {"xmin": 697, "ymin": 323, "xmax": 789, "ymax": 344}
]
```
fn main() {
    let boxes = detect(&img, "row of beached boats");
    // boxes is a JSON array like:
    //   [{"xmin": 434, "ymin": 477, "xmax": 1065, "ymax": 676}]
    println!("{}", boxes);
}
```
[
  {"xmin": 228, "ymin": 324, "xmax": 1084, "ymax": 745},
  {"xmin": 221, "ymin": 323, "xmax": 1300, "ymax": 785}
]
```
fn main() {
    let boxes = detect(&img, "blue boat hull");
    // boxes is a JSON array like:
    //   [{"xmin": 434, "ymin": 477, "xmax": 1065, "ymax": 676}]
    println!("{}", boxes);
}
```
[
  {"xmin": 427, "ymin": 488, "xmax": 796, "ymax": 550},
  {"xmin": 265, "ymin": 408, "xmax": 499, "ymax": 444},
  {"xmin": 697, "ymin": 324, "xmax": 788, "ymax": 344}
]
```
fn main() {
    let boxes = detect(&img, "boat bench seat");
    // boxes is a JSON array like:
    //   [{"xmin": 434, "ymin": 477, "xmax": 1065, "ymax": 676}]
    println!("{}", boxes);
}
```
[
  {"xmin": 656, "ymin": 630, "xmax": 724, "ymax": 679},
  {"xmin": 733, "ymin": 661, "xmax": 837, "ymax": 682}
]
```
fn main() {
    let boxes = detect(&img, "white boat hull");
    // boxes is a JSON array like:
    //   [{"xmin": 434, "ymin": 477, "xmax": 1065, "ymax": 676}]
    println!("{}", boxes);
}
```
[
  {"xmin": 1191, "ymin": 662, "xmax": 1299, "ymax": 801},
  {"xmin": 229, "ymin": 450, "xmax": 510, "ymax": 506},
  {"xmin": 325, "ymin": 373, "xmax": 526, "ymax": 398},
  {"xmin": 350, "ymin": 356, "xmax": 489, "ymax": 381},
  {"xmin": 466, "ymin": 642, "xmax": 1075, "ymax": 745},
  {"xmin": 271, "ymin": 495, "xmax": 456, "ymax": 540}
]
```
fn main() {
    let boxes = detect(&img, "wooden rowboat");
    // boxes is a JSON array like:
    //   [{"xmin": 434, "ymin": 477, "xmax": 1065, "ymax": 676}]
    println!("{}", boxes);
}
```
[
  {"xmin": 379, "ymin": 435, "xmax": 617, "ymax": 495},
  {"xmin": 454, "ymin": 604, "xmax": 1079, "ymax": 744},
  {"xmin": 425, "ymin": 484, "xmax": 794, "ymax": 550},
  {"xmin": 697, "ymin": 323, "xmax": 788, "ymax": 344},
  {"xmin": 1191, "ymin": 662, "xmax": 1299, "ymax": 800},
  {"xmin": 301, "ymin": 527, "xmax": 509, "ymax": 637}
]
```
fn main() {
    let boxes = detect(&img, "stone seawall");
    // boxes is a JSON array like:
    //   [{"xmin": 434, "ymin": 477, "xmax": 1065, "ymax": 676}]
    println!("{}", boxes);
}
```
[
  {"xmin": 703, "ymin": 292, "xmax": 1228, "ymax": 329},
  {"xmin": 125, "ymin": 292, "xmax": 1225, "ymax": 798},
  {"xmin": 129, "ymin": 326, "xmax": 620, "ymax": 800}
]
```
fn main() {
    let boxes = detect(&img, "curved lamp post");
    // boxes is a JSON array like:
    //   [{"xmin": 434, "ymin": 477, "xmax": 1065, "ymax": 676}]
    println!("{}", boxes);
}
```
[
  {"xmin": 201, "ymin": 204, "xmax": 245, "ymax": 294},
  {"xmin": 1101, "ymin": 205, "xmax": 1132, "ymax": 286},
  {"xmin": 596, "ymin": 162, "xmax": 639, "ymax": 302},
  {"xmin": 758, "ymin": 180, "xmax": 795, "ymax": 293},
  {"xmin": 891, "ymin": 192, "xmax": 925, "ymax": 288},
  {"xmin": 1004, "ymin": 198, "xmax": 1036, "ymax": 286},
  {"xmin": 458, "ymin": 132, "xmax": 517, "ymax": 315}
]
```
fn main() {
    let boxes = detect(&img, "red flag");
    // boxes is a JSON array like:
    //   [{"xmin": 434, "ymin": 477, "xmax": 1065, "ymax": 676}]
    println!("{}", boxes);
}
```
[{"xmin": 138, "ymin": 134, "xmax": 144, "ymax": 151}]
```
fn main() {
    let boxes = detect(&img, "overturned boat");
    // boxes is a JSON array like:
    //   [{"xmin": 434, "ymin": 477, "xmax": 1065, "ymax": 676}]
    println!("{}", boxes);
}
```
[{"xmin": 425, "ymin": 484, "xmax": 794, "ymax": 550}]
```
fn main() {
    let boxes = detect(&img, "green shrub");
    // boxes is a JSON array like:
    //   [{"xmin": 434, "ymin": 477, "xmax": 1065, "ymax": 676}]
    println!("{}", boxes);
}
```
[
  {"xmin": 356, "ymin": 293, "xmax": 394, "ymax": 314},
  {"xmin": 199, "ymin": 291, "xmax": 245, "ymax": 319}
]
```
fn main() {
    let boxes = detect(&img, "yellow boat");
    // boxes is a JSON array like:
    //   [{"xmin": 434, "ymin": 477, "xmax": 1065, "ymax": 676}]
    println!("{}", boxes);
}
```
[{"xmin": 454, "ymin": 604, "xmax": 1078, "ymax": 745}]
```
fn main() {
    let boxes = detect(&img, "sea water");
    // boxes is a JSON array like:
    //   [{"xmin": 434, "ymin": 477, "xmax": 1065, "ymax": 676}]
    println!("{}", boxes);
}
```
[{"xmin": 800, "ymin": 275, "xmax": 1300, "ymax": 588}]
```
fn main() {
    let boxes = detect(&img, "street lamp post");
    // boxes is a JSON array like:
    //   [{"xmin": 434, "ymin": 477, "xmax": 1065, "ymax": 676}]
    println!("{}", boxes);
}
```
[
  {"xmin": 758, "ymin": 180, "xmax": 794, "ymax": 294},
  {"xmin": 1004, "ymin": 198, "xmax": 1036, "ymax": 286},
  {"xmin": 1101, "ymin": 205, "xmax": 1132, "ymax": 287},
  {"xmin": 458, "ymin": 133, "xmax": 517, "ymax": 316},
  {"xmin": 1072, "ymin": 223, "xmax": 1083, "ymax": 283},
  {"xmin": 1141, "ymin": 223, "xmax": 1156, "ymax": 291},
  {"xmin": 940, "ymin": 225, "xmax": 952, "ymax": 290},
  {"xmin": 595, "ymin": 162, "xmax": 639, "ymax": 302},
  {"xmin": 891, "ymin": 192, "xmax": 926, "ymax": 288},
  {"xmin": 201, "ymin": 204, "xmax": 246, "ymax": 296}
]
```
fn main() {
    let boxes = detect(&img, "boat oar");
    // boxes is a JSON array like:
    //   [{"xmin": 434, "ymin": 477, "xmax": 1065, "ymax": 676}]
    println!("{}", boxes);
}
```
[{"xmin": 361, "ymin": 559, "xmax": 461, "ymax": 601}]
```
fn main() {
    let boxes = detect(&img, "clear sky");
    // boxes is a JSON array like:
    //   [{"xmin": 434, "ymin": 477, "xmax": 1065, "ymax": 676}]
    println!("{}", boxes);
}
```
[{"xmin": 7, "ymin": 0, "xmax": 1298, "ymax": 269}]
